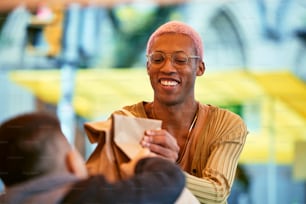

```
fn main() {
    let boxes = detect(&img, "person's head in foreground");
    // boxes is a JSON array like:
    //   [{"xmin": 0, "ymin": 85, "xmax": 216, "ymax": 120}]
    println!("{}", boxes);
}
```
[
  {"xmin": 0, "ymin": 112, "xmax": 87, "ymax": 187},
  {"xmin": 0, "ymin": 112, "xmax": 186, "ymax": 204}
]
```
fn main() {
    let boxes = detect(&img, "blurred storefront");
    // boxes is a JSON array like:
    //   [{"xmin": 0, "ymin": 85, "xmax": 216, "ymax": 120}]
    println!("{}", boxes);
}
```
[{"xmin": 1, "ymin": 0, "xmax": 306, "ymax": 203}]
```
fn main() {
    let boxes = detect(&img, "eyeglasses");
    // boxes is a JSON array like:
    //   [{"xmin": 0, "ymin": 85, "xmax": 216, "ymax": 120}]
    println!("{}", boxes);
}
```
[{"xmin": 147, "ymin": 51, "xmax": 200, "ymax": 68}]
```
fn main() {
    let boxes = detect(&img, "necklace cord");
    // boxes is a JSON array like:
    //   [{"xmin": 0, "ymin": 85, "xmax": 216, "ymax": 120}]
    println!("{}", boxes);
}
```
[
  {"xmin": 150, "ymin": 102, "xmax": 199, "ymax": 163},
  {"xmin": 177, "ymin": 105, "xmax": 199, "ymax": 164}
]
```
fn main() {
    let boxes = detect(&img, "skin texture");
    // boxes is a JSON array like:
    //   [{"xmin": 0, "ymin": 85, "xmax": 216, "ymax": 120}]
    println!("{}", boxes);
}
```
[{"xmin": 142, "ymin": 33, "xmax": 205, "ymax": 162}]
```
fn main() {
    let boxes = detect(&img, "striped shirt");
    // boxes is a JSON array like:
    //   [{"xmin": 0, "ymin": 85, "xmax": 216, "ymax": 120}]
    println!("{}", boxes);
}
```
[{"xmin": 119, "ymin": 102, "xmax": 248, "ymax": 204}]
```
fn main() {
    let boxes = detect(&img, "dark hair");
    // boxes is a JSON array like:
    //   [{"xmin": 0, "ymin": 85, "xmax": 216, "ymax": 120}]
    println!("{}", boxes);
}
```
[{"xmin": 0, "ymin": 112, "xmax": 70, "ymax": 186}]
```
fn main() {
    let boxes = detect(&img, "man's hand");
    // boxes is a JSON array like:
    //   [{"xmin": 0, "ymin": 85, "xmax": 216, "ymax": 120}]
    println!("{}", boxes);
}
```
[{"xmin": 140, "ymin": 129, "xmax": 180, "ymax": 163}]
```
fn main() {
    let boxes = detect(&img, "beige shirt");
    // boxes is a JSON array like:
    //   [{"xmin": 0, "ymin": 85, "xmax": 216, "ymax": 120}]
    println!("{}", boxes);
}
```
[{"xmin": 117, "ymin": 102, "xmax": 248, "ymax": 204}]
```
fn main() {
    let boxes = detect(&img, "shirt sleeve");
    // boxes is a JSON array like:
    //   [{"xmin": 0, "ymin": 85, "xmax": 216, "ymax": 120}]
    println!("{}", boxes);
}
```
[
  {"xmin": 185, "ymin": 172, "xmax": 228, "ymax": 204},
  {"xmin": 187, "ymin": 113, "xmax": 248, "ymax": 204},
  {"xmin": 61, "ymin": 157, "xmax": 185, "ymax": 204}
]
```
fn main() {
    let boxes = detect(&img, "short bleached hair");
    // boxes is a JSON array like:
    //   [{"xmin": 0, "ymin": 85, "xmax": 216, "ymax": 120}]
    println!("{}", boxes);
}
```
[{"xmin": 146, "ymin": 21, "xmax": 203, "ymax": 60}]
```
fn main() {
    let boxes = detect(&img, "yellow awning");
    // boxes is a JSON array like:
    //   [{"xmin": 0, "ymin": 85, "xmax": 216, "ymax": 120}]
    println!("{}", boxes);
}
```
[
  {"xmin": 9, "ymin": 68, "xmax": 263, "ymax": 119},
  {"xmin": 252, "ymin": 71, "xmax": 306, "ymax": 119},
  {"xmin": 239, "ymin": 71, "xmax": 306, "ymax": 164},
  {"xmin": 239, "ymin": 98, "xmax": 306, "ymax": 164}
]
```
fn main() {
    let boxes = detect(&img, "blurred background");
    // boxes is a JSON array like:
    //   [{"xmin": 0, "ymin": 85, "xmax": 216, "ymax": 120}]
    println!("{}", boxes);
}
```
[{"xmin": 0, "ymin": 0, "xmax": 305, "ymax": 203}]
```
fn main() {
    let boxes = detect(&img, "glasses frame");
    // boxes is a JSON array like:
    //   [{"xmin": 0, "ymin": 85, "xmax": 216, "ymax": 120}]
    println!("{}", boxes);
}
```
[{"xmin": 146, "ymin": 51, "xmax": 200, "ymax": 68}]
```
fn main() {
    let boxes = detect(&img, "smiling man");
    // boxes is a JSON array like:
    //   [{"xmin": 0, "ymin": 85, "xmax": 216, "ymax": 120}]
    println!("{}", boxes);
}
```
[{"xmin": 85, "ymin": 21, "xmax": 248, "ymax": 204}]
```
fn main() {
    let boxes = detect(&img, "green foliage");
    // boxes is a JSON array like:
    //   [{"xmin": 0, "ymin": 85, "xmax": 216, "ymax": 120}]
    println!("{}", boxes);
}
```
[{"xmin": 107, "ymin": 5, "xmax": 180, "ymax": 68}]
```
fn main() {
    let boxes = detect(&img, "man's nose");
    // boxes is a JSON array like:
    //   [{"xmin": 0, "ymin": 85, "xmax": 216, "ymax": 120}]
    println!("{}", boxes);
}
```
[{"xmin": 160, "ymin": 57, "xmax": 176, "ymax": 72}]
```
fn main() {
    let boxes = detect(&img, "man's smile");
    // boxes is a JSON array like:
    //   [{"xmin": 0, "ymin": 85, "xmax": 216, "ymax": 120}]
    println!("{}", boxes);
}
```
[{"xmin": 159, "ymin": 79, "xmax": 180, "ymax": 87}]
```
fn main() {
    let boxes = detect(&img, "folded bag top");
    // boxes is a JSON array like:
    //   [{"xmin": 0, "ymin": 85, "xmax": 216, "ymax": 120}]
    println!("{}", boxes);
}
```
[
  {"xmin": 113, "ymin": 114, "xmax": 162, "ymax": 159},
  {"xmin": 84, "ymin": 113, "xmax": 161, "ymax": 181}
]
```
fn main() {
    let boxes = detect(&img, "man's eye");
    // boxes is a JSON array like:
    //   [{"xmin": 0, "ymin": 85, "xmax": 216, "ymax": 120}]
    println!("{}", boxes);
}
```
[
  {"xmin": 174, "ymin": 57, "xmax": 187, "ymax": 64},
  {"xmin": 151, "ymin": 55, "xmax": 164, "ymax": 63}
]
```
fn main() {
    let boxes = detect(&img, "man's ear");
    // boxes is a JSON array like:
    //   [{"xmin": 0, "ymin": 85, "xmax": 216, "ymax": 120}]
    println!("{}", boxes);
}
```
[
  {"xmin": 196, "ymin": 61, "xmax": 205, "ymax": 76},
  {"xmin": 66, "ymin": 148, "xmax": 88, "ymax": 179}
]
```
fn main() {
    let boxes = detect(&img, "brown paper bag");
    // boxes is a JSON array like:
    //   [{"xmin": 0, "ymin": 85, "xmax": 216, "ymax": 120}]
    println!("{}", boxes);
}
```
[
  {"xmin": 84, "ymin": 113, "xmax": 200, "ymax": 204},
  {"xmin": 84, "ymin": 114, "xmax": 161, "ymax": 182}
]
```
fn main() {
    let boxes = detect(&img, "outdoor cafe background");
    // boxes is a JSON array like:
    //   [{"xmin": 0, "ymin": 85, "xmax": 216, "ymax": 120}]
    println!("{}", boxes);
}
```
[{"xmin": 1, "ymin": 0, "xmax": 306, "ymax": 203}]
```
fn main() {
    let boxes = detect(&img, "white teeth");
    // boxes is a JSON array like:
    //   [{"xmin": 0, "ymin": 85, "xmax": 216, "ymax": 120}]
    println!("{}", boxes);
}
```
[{"xmin": 160, "ymin": 80, "xmax": 178, "ymax": 86}]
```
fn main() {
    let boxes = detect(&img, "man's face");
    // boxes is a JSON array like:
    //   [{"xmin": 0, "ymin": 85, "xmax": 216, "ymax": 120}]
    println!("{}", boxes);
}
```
[{"xmin": 146, "ymin": 33, "xmax": 204, "ymax": 106}]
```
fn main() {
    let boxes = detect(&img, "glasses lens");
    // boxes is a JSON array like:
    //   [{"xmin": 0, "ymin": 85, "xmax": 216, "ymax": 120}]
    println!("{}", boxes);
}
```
[
  {"xmin": 172, "ymin": 52, "xmax": 188, "ymax": 66},
  {"xmin": 150, "ymin": 52, "xmax": 165, "ymax": 64},
  {"xmin": 148, "ymin": 51, "xmax": 194, "ymax": 67}
]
